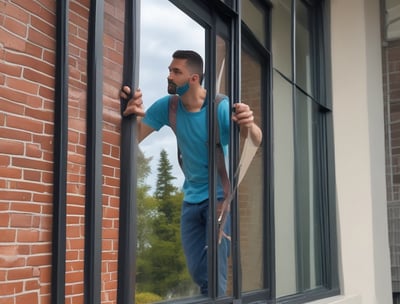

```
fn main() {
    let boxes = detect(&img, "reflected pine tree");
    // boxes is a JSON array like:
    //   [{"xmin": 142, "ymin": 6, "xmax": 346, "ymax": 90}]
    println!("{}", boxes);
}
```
[{"xmin": 136, "ymin": 149, "xmax": 197, "ymax": 300}]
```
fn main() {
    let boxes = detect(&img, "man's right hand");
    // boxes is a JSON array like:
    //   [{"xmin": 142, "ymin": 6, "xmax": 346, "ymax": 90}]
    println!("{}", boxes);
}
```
[{"xmin": 120, "ymin": 86, "xmax": 145, "ymax": 117}]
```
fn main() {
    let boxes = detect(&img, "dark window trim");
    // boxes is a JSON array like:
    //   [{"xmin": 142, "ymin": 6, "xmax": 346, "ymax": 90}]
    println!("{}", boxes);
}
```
[
  {"xmin": 273, "ymin": 0, "xmax": 339, "ymax": 302},
  {"xmin": 241, "ymin": 21, "xmax": 275, "ymax": 303},
  {"xmin": 84, "ymin": 0, "xmax": 105, "ymax": 303},
  {"xmin": 116, "ymin": 0, "xmax": 338, "ymax": 303},
  {"xmin": 51, "ymin": 0, "xmax": 69, "ymax": 303},
  {"xmin": 117, "ymin": 0, "xmax": 141, "ymax": 304}
]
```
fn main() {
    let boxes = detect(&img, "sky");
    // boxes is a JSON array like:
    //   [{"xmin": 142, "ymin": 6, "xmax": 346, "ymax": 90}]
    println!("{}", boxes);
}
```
[{"xmin": 138, "ymin": 0, "xmax": 205, "ymax": 192}]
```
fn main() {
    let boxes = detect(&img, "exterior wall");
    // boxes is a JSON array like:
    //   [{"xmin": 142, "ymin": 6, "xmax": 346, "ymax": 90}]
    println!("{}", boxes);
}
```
[
  {"xmin": 0, "ymin": 1, "xmax": 57, "ymax": 303},
  {"xmin": 0, "ymin": 0, "xmax": 395, "ymax": 304},
  {"xmin": 0, "ymin": 0, "xmax": 124, "ymax": 303},
  {"xmin": 329, "ymin": 0, "xmax": 392, "ymax": 303}
]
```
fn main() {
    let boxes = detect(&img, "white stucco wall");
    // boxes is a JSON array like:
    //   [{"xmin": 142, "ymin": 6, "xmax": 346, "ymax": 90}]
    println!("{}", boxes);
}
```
[{"xmin": 325, "ymin": 0, "xmax": 392, "ymax": 303}]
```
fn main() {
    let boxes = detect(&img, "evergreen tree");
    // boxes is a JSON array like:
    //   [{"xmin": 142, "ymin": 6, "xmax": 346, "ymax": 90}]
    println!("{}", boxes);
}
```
[
  {"xmin": 154, "ymin": 150, "xmax": 177, "ymax": 197},
  {"xmin": 136, "ymin": 150, "xmax": 157, "ymax": 254},
  {"xmin": 137, "ymin": 149, "xmax": 195, "ymax": 298}
]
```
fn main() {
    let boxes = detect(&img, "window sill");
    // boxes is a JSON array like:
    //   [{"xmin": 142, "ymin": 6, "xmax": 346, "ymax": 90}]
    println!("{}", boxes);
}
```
[{"xmin": 307, "ymin": 295, "xmax": 361, "ymax": 304}]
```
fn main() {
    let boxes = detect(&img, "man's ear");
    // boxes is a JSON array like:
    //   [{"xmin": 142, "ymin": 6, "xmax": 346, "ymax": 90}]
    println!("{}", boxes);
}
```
[{"xmin": 191, "ymin": 73, "xmax": 200, "ymax": 83}]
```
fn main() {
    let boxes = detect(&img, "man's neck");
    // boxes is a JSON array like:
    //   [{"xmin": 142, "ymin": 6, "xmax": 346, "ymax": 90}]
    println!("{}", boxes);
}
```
[{"xmin": 180, "ymin": 87, "xmax": 207, "ymax": 112}]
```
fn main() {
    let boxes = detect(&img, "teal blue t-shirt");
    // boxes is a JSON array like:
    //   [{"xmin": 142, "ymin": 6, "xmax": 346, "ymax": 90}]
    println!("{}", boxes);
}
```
[{"xmin": 142, "ymin": 95, "xmax": 230, "ymax": 203}]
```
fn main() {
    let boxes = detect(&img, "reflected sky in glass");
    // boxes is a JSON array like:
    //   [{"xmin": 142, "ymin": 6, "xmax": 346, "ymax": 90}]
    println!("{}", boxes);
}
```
[{"xmin": 139, "ymin": 0, "xmax": 204, "ymax": 191}]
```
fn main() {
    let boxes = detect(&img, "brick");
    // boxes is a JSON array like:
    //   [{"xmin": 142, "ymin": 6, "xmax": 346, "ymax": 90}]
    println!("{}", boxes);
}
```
[
  {"xmin": 9, "ymin": 214, "xmax": 34, "ymax": 228},
  {"xmin": 0, "ymin": 281, "xmax": 23, "ymax": 295},
  {"xmin": 0, "ymin": 296, "xmax": 15, "ymax": 304},
  {"xmin": 66, "ymin": 295, "xmax": 84, "ymax": 304},
  {"xmin": 7, "ymin": 267, "xmax": 33, "ymax": 280},
  {"xmin": 23, "ymin": 68, "xmax": 54, "ymax": 88},
  {"xmin": 0, "ymin": 189, "xmax": 31, "ymax": 206},
  {"xmin": 66, "ymin": 261, "xmax": 84, "ymax": 272},
  {"xmin": 11, "ymin": 180, "xmax": 48, "ymax": 194},
  {"xmin": 6, "ymin": 77, "xmax": 40, "ymax": 96},
  {"xmin": 23, "ymin": 170, "xmax": 41, "ymax": 182},
  {"xmin": 31, "ymin": 15, "xmax": 55, "ymax": 38},
  {"xmin": 39, "ymin": 216, "xmax": 52, "ymax": 230},
  {"xmin": 42, "ymin": 51, "xmax": 55, "ymax": 68},
  {"xmin": 4, "ymin": 51, "xmax": 53, "ymax": 75},
  {"xmin": 16, "ymin": 292, "xmax": 38, "ymax": 304},
  {"xmin": 65, "ymin": 271, "xmax": 84, "ymax": 284},
  {"xmin": 25, "ymin": 42, "xmax": 43, "ymax": 58},
  {"xmin": 39, "ymin": 86, "xmax": 54, "ymax": 100},
  {"xmin": 70, "ymin": 1, "xmax": 89, "ymax": 19},
  {"xmin": 0, "ymin": 256, "xmax": 25, "ymax": 268},
  {"xmin": 3, "ymin": 16, "xmax": 28, "ymax": 38},
  {"xmin": 0, "ymin": 139, "xmax": 24, "ymax": 155},
  {"xmin": 0, "ymin": 62, "xmax": 22, "ymax": 77},
  {"xmin": 17, "ymin": 229, "xmax": 40, "ymax": 242},
  {"xmin": 25, "ymin": 279, "xmax": 40, "ymax": 291},
  {"xmin": 10, "ymin": 202, "xmax": 42, "ymax": 214},
  {"xmin": 38, "ymin": 266, "xmax": 51, "ymax": 282},
  {"xmin": 0, "ymin": 127, "xmax": 32, "ymax": 142},
  {"xmin": 27, "ymin": 254, "xmax": 51, "ymax": 266},
  {"xmin": 7, "ymin": 115, "xmax": 44, "ymax": 133},
  {"xmin": 32, "ymin": 134, "xmax": 53, "ymax": 152},
  {"xmin": 30, "ymin": 243, "xmax": 51, "ymax": 255},
  {"xmin": 0, "ymin": 229, "xmax": 16, "ymax": 242},
  {"xmin": 0, "ymin": 28, "xmax": 26, "ymax": 52},
  {"xmin": 4, "ymin": 2, "xmax": 29, "ymax": 23},
  {"xmin": 0, "ymin": 213, "xmax": 10, "ymax": 227},
  {"xmin": 0, "ymin": 167, "xmax": 22, "ymax": 179},
  {"xmin": 33, "ymin": 193, "xmax": 53, "ymax": 205},
  {"xmin": 12, "ymin": 157, "xmax": 52, "ymax": 172}
]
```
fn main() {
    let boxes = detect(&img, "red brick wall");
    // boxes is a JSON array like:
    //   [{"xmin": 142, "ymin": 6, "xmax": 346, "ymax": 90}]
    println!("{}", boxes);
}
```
[
  {"xmin": 0, "ymin": 0, "xmax": 125, "ymax": 303},
  {"xmin": 0, "ymin": 1, "xmax": 57, "ymax": 303}
]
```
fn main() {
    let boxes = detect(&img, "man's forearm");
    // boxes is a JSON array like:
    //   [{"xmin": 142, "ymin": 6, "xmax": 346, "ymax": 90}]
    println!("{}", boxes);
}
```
[{"xmin": 241, "ymin": 123, "xmax": 262, "ymax": 146}]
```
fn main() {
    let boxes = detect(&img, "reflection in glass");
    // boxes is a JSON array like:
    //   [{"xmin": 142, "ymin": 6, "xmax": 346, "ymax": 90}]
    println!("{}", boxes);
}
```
[
  {"xmin": 136, "ymin": 0, "xmax": 205, "ymax": 301},
  {"xmin": 271, "ymin": 0, "xmax": 292, "ymax": 79},
  {"xmin": 216, "ymin": 36, "xmax": 228, "ymax": 95},
  {"xmin": 242, "ymin": 0, "xmax": 267, "ymax": 48},
  {"xmin": 295, "ymin": 89, "xmax": 322, "ymax": 290},
  {"xmin": 274, "ymin": 70, "xmax": 323, "ymax": 296},
  {"xmin": 295, "ymin": 1, "xmax": 313, "ymax": 96},
  {"xmin": 216, "ymin": 35, "xmax": 233, "ymax": 297},
  {"xmin": 240, "ymin": 48, "xmax": 265, "ymax": 292},
  {"xmin": 273, "ymin": 70, "xmax": 296, "ymax": 297}
]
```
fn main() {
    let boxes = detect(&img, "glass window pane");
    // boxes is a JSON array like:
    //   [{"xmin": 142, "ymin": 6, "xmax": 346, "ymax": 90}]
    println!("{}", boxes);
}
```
[
  {"xmin": 216, "ymin": 36, "xmax": 229, "ymax": 95},
  {"xmin": 137, "ymin": 0, "xmax": 205, "ymax": 301},
  {"xmin": 295, "ymin": 1, "xmax": 313, "ymax": 96},
  {"xmin": 273, "ymin": 71, "xmax": 297, "ymax": 297},
  {"xmin": 219, "ymin": 0, "xmax": 234, "ymax": 8},
  {"xmin": 242, "ymin": 0, "xmax": 267, "ymax": 48},
  {"xmin": 240, "ymin": 48, "xmax": 265, "ymax": 292},
  {"xmin": 295, "ymin": 89, "xmax": 323, "ymax": 290},
  {"xmin": 271, "ymin": 0, "xmax": 292, "ymax": 79},
  {"xmin": 216, "ymin": 34, "xmax": 233, "ymax": 298}
]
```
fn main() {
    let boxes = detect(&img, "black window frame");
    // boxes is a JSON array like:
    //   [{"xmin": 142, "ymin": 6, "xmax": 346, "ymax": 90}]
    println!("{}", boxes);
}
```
[
  {"xmin": 271, "ymin": 0, "xmax": 339, "ymax": 302},
  {"xmin": 51, "ymin": 0, "xmax": 339, "ymax": 303},
  {"xmin": 115, "ymin": 0, "xmax": 339, "ymax": 303}
]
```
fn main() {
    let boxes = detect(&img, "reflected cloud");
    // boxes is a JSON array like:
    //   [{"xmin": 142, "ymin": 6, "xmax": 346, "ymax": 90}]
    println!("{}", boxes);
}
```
[{"xmin": 139, "ymin": 0, "xmax": 205, "ymax": 191}]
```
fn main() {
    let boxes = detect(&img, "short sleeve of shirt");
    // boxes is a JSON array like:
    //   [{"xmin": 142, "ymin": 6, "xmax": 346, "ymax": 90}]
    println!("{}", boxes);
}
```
[
  {"xmin": 142, "ymin": 95, "xmax": 170, "ymax": 131},
  {"xmin": 217, "ymin": 96, "xmax": 230, "ymax": 147}
]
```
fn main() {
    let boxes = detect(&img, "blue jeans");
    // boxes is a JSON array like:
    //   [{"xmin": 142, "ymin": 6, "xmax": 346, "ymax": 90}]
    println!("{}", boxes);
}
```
[{"xmin": 181, "ymin": 199, "xmax": 231, "ymax": 296}]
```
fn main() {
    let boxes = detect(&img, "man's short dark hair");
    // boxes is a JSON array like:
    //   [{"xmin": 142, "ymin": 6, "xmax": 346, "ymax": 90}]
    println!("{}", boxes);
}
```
[{"xmin": 173, "ymin": 50, "xmax": 204, "ymax": 83}]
